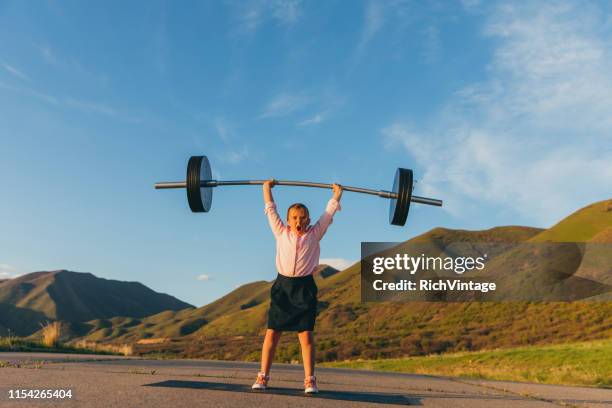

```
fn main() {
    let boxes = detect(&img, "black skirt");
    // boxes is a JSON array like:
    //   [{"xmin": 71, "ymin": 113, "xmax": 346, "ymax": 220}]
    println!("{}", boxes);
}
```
[{"xmin": 267, "ymin": 274, "xmax": 318, "ymax": 332}]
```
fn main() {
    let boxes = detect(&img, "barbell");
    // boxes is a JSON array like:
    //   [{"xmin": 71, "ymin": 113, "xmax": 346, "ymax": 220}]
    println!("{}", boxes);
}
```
[{"xmin": 154, "ymin": 155, "xmax": 443, "ymax": 226}]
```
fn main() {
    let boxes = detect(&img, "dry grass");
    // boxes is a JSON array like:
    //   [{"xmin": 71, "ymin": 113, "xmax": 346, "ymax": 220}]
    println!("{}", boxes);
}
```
[
  {"xmin": 136, "ymin": 338, "xmax": 169, "ymax": 345},
  {"xmin": 73, "ymin": 340, "xmax": 133, "ymax": 356},
  {"xmin": 3, "ymin": 330, "xmax": 19, "ymax": 348},
  {"xmin": 41, "ymin": 321, "xmax": 61, "ymax": 347},
  {"xmin": 0, "ymin": 334, "xmax": 133, "ymax": 356},
  {"xmin": 3, "ymin": 322, "xmax": 132, "ymax": 356}
]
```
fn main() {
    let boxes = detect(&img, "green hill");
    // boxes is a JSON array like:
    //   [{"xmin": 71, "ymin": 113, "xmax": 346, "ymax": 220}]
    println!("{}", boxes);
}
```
[{"xmin": 530, "ymin": 199, "xmax": 612, "ymax": 242}]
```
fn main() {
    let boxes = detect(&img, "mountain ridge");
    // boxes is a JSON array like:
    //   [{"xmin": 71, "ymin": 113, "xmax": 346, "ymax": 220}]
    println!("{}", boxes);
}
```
[{"xmin": 0, "ymin": 270, "xmax": 193, "ymax": 335}]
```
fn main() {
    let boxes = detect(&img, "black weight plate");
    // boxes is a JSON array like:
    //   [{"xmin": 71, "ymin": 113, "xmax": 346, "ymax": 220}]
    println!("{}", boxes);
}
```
[
  {"xmin": 389, "ymin": 168, "xmax": 413, "ymax": 226},
  {"xmin": 186, "ymin": 156, "xmax": 213, "ymax": 212},
  {"xmin": 402, "ymin": 168, "xmax": 413, "ymax": 224},
  {"xmin": 388, "ymin": 169, "xmax": 400, "ymax": 224},
  {"xmin": 186, "ymin": 156, "xmax": 202, "ymax": 212},
  {"xmin": 199, "ymin": 156, "xmax": 213, "ymax": 211}
]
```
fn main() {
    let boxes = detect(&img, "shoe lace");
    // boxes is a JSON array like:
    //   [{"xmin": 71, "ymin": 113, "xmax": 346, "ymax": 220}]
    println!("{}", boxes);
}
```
[
  {"xmin": 256, "ymin": 372, "xmax": 269, "ymax": 385},
  {"xmin": 304, "ymin": 376, "xmax": 316, "ymax": 388}
]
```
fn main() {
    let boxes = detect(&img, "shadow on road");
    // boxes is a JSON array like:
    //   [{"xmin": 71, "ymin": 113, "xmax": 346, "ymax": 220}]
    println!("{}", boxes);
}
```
[{"xmin": 144, "ymin": 380, "xmax": 422, "ymax": 405}]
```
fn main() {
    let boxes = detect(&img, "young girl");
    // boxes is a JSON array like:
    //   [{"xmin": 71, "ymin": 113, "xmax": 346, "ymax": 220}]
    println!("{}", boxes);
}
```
[{"xmin": 252, "ymin": 179, "xmax": 342, "ymax": 393}]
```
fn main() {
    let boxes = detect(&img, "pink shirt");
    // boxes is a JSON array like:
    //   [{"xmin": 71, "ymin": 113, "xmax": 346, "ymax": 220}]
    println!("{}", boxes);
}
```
[{"xmin": 265, "ymin": 199, "xmax": 341, "ymax": 277}]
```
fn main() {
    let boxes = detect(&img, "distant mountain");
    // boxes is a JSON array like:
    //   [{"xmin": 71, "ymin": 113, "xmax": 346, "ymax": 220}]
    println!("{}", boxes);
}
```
[{"xmin": 0, "ymin": 270, "xmax": 193, "ymax": 335}]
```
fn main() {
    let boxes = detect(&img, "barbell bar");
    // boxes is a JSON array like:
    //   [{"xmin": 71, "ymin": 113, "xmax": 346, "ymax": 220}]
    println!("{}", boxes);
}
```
[{"xmin": 155, "ymin": 155, "xmax": 443, "ymax": 226}]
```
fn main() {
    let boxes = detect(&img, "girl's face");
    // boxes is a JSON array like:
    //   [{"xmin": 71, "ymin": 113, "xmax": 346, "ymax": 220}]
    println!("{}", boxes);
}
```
[{"xmin": 287, "ymin": 207, "xmax": 310, "ymax": 236}]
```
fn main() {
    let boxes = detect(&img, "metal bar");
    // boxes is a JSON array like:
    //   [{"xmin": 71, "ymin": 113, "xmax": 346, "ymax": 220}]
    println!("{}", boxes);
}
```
[
  {"xmin": 154, "ymin": 179, "xmax": 443, "ymax": 207},
  {"xmin": 411, "ymin": 195, "xmax": 443, "ymax": 207},
  {"xmin": 155, "ymin": 182, "xmax": 187, "ymax": 189},
  {"xmin": 214, "ymin": 180, "xmax": 385, "ymax": 197}
]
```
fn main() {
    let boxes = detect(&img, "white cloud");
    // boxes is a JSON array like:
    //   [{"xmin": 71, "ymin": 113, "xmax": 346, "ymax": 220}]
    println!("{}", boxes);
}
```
[
  {"xmin": 217, "ymin": 146, "xmax": 249, "ymax": 164},
  {"xmin": 236, "ymin": 1, "xmax": 264, "ymax": 32},
  {"xmin": 230, "ymin": 0, "xmax": 303, "ymax": 33},
  {"xmin": 263, "ymin": 88, "xmax": 344, "ymax": 124},
  {"xmin": 385, "ymin": 2, "xmax": 612, "ymax": 226},
  {"xmin": 461, "ymin": 0, "xmax": 480, "ymax": 9},
  {"xmin": 0, "ymin": 264, "xmax": 17, "ymax": 273},
  {"xmin": 320, "ymin": 258, "xmax": 355, "ymax": 271},
  {"xmin": 358, "ymin": 1, "xmax": 386, "ymax": 53},
  {"xmin": 1, "ymin": 63, "xmax": 30, "ymax": 82},
  {"xmin": 272, "ymin": 0, "xmax": 302, "ymax": 25},
  {"xmin": 0, "ymin": 81, "xmax": 126, "ymax": 120},
  {"xmin": 297, "ymin": 112, "xmax": 326, "ymax": 126},
  {"xmin": 196, "ymin": 274, "xmax": 211, "ymax": 281},
  {"xmin": 6, "ymin": 82, "xmax": 60, "ymax": 105},
  {"xmin": 0, "ymin": 264, "xmax": 22, "ymax": 279},
  {"xmin": 356, "ymin": 0, "xmax": 414, "ymax": 57},
  {"xmin": 295, "ymin": 89, "xmax": 345, "ymax": 126},
  {"xmin": 213, "ymin": 117, "xmax": 235, "ymax": 141},
  {"xmin": 259, "ymin": 93, "xmax": 310, "ymax": 118}
]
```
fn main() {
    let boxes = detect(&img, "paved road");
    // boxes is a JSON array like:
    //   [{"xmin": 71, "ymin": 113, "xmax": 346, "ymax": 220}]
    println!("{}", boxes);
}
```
[{"xmin": 0, "ymin": 352, "xmax": 609, "ymax": 407}]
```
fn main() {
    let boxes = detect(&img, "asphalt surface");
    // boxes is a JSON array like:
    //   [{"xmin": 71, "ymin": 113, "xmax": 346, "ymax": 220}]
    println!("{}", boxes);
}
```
[{"xmin": 0, "ymin": 352, "xmax": 610, "ymax": 407}]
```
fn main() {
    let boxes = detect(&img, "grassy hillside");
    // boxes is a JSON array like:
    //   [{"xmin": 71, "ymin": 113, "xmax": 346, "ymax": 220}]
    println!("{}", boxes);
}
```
[
  {"xmin": 530, "ymin": 199, "xmax": 612, "ymax": 242},
  {"xmin": 590, "ymin": 227, "xmax": 612, "ymax": 243},
  {"xmin": 323, "ymin": 339, "xmax": 612, "ymax": 388}
]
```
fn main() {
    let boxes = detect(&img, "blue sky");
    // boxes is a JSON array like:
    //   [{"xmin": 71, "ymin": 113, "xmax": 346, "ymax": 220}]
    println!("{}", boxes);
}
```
[{"xmin": 1, "ymin": 1, "xmax": 610, "ymax": 306}]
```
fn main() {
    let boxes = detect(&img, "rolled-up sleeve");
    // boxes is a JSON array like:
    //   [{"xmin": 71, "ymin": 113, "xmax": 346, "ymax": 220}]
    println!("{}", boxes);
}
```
[
  {"xmin": 311, "ymin": 199, "xmax": 341, "ymax": 241},
  {"xmin": 264, "ymin": 202, "xmax": 285, "ymax": 238}
]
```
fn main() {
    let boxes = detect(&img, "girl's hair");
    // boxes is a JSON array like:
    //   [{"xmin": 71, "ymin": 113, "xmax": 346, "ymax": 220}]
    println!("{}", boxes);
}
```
[{"xmin": 286, "ymin": 203, "xmax": 310, "ymax": 219}]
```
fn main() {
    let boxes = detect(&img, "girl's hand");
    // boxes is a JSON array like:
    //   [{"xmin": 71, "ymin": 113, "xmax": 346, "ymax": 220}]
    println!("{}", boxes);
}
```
[
  {"xmin": 263, "ymin": 179, "xmax": 276, "ymax": 204},
  {"xmin": 332, "ymin": 183, "xmax": 343, "ymax": 201},
  {"xmin": 263, "ymin": 178, "xmax": 276, "ymax": 189}
]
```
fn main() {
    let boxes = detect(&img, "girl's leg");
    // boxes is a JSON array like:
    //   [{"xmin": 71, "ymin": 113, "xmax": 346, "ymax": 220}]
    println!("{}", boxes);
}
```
[
  {"xmin": 297, "ymin": 330, "xmax": 315, "ymax": 377},
  {"xmin": 260, "ymin": 329, "xmax": 282, "ymax": 375}
]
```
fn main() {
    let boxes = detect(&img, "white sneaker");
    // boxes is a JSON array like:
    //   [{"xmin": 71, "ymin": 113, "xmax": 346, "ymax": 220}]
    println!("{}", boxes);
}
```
[
  {"xmin": 304, "ymin": 376, "xmax": 318, "ymax": 394},
  {"xmin": 252, "ymin": 372, "xmax": 269, "ymax": 390}
]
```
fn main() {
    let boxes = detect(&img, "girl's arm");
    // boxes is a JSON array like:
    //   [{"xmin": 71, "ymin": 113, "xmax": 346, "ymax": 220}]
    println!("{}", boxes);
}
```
[
  {"xmin": 311, "ymin": 183, "xmax": 342, "ymax": 240},
  {"xmin": 263, "ymin": 179, "xmax": 285, "ymax": 237},
  {"xmin": 263, "ymin": 179, "xmax": 275, "ymax": 204}
]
